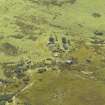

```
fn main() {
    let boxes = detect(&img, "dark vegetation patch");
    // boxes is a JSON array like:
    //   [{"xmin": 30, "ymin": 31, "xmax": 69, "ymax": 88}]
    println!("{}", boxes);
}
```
[
  {"xmin": 10, "ymin": 34, "xmax": 24, "ymax": 39},
  {"xmin": 91, "ymin": 39, "xmax": 105, "ymax": 44},
  {"xmin": 0, "ymin": 42, "xmax": 19, "ymax": 56},
  {"xmin": 90, "ymin": 37, "xmax": 105, "ymax": 54},
  {"xmin": 15, "ymin": 15, "xmax": 49, "ymax": 27},
  {"xmin": 15, "ymin": 16, "xmax": 46, "ymax": 37},
  {"xmin": 0, "ymin": 93, "xmax": 15, "ymax": 104},
  {"xmin": 0, "ymin": 79, "xmax": 15, "ymax": 84},
  {"xmin": 37, "ymin": 67, "xmax": 47, "ymax": 73},
  {"xmin": 15, "ymin": 15, "xmax": 67, "ymax": 35},
  {"xmin": 49, "ymin": 23, "xmax": 68, "ymax": 30},
  {"xmin": 69, "ymin": 0, "xmax": 76, "ymax": 4},
  {"xmin": 29, "ymin": 15, "xmax": 49, "ymax": 25},
  {"xmin": 28, "ymin": 0, "xmax": 39, "ymax": 4},
  {"xmin": 0, "ymin": 35, "xmax": 4, "ymax": 40},
  {"xmin": 34, "ymin": 0, "xmax": 76, "ymax": 6},
  {"xmin": 26, "ymin": 35, "xmax": 37, "ymax": 41},
  {"xmin": 92, "ymin": 12, "xmax": 101, "ymax": 18},
  {"xmin": 90, "ymin": 36, "xmax": 105, "ymax": 47},
  {"xmin": 78, "ymin": 23, "xmax": 84, "ymax": 27},
  {"xmin": 15, "ymin": 19, "xmax": 34, "ymax": 35},
  {"xmin": 1, "ymin": 59, "xmax": 32, "ymax": 79},
  {"xmin": 94, "ymin": 30, "xmax": 104, "ymax": 36}
]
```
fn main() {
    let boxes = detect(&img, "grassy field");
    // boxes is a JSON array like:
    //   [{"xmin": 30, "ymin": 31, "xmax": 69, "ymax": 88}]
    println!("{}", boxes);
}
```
[{"xmin": 0, "ymin": 0, "xmax": 105, "ymax": 105}]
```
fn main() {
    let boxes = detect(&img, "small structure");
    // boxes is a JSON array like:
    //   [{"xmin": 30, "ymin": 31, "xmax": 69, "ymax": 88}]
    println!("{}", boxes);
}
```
[
  {"xmin": 62, "ymin": 36, "xmax": 70, "ymax": 50},
  {"xmin": 65, "ymin": 59, "xmax": 76, "ymax": 65},
  {"xmin": 62, "ymin": 37, "xmax": 67, "ymax": 44},
  {"xmin": 63, "ymin": 43, "xmax": 69, "ymax": 50},
  {"xmin": 64, "ymin": 57, "xmax": 77, "ymax": 65}
]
